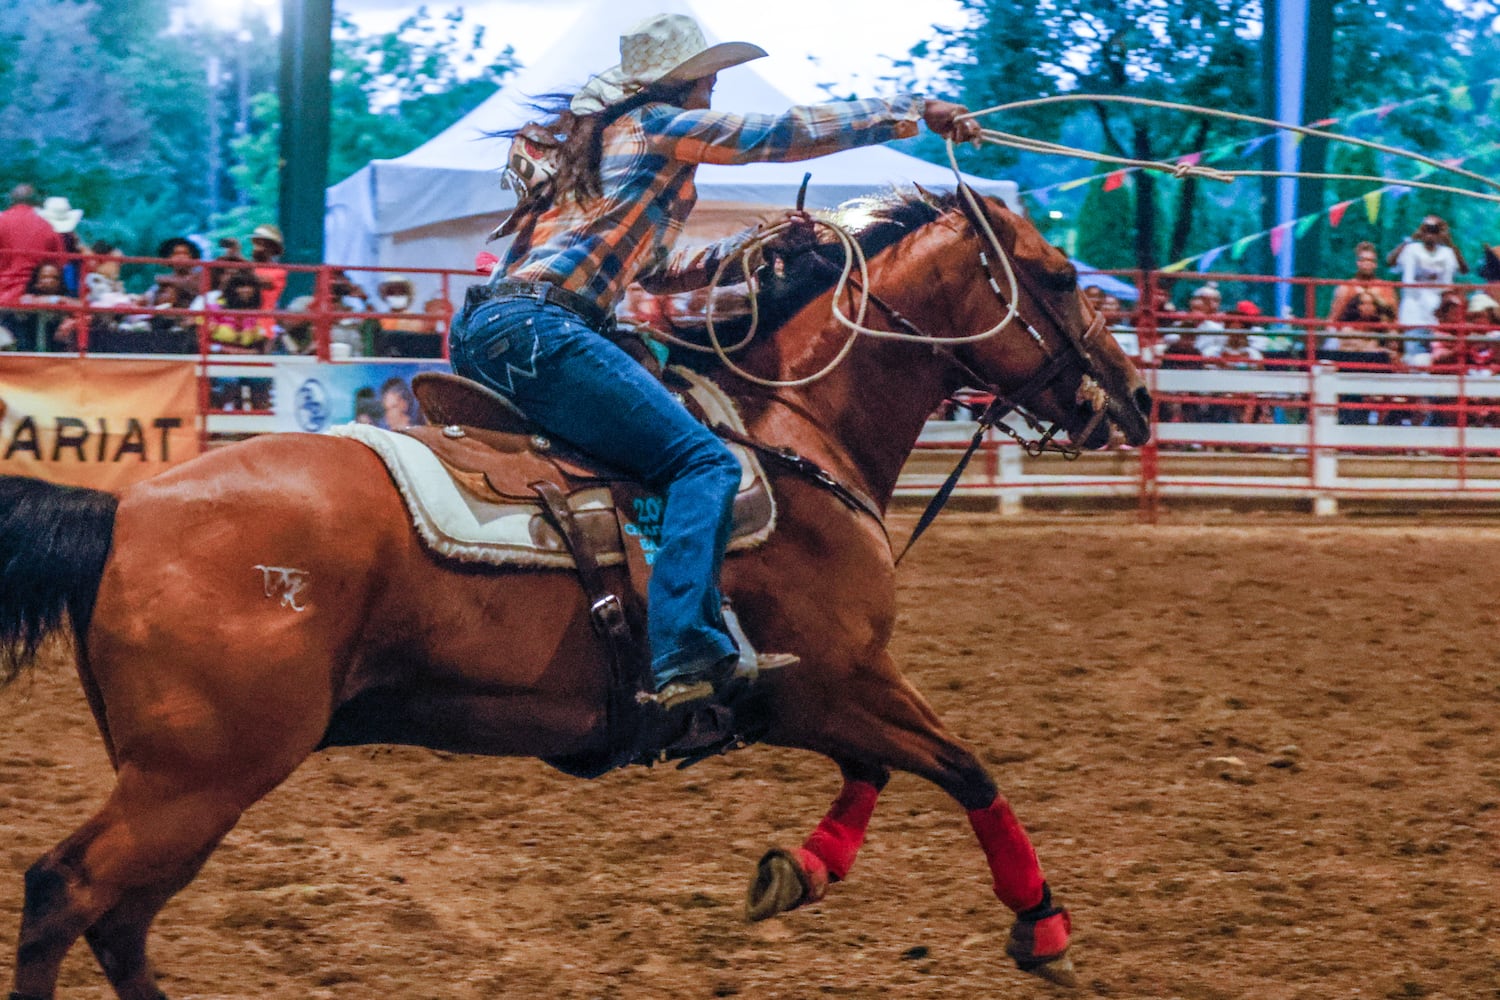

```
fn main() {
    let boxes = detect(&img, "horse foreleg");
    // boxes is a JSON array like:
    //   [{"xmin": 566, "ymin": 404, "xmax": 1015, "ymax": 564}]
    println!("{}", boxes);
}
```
[
  {"xmin": 12, "ymin": 777, "xmax": 244, "ymax": 1000},
  {"xmin": 768, "ymin": 662, "xmax": 1076, "ymax": 987},
  {"xmin": 745, "ymin": 759, "xmax": 888, "ymax": 921}
]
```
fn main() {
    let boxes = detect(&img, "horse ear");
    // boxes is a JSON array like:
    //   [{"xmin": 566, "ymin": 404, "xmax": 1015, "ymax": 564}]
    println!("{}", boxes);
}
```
[{"xmin": 911, "ymin": 183, "xmax": 941, "ymax": 208}]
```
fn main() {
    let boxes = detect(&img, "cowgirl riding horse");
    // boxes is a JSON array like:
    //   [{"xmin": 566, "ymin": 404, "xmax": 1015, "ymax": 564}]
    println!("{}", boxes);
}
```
[{"xmin": 453, "ymin": 12, "xmax": 983, "ymax": 731}]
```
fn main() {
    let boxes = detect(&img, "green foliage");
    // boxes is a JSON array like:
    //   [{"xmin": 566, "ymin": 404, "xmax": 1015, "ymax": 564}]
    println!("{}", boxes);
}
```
[
  {"xmin": 0, "ymin": 1, "xmax": 516, "ymax": 258},
  {"xmin": 915, "ymin": 0, "xmax": 1494, "ymax": 277}
]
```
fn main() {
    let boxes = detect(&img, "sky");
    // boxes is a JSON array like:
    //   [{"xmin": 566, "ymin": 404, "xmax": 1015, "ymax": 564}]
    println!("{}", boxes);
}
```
[{"xmin": 195, "ymin": 0, "xmax": 971, "ymax": 103}]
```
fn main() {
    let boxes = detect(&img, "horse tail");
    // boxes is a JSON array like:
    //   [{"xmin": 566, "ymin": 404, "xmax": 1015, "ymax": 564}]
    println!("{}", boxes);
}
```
[{"xmin": 0, "ymin": 475, "xmax": 118, "ymax": 686}]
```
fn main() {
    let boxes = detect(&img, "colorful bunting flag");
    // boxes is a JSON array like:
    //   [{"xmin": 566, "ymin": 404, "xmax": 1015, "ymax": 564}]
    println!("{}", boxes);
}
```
[
  {"xmin": 1363, "ymin": 189, "xmax": 1382, "ymax": 223},
  {"xmin": 1309, "ymin": 117, "xmax": 1338, "ymax": 127},
  {"xmin": 1243, "ymin": 135, "xmax": 1273, "ymax": 156},
  {"xmin": 1161, "ymin": 258, "xmax": 1192, "ymax": 273},
  {"xmin": 1329, "ymin": 201, "xmax": 1352, "ymax": 228},
  {"xmin": 1294, "ymin": 215, "xmax": 1318, "ymax": 238},
  {"xmin": 1057, "ymin": 177, "xmax": 1092, "ymax": 192},
  {"xmin": 1269, "ymin": 222, "xmax": 1291, "ymax": 255},
  {"xmin": 1102, "ymin": 170, "xmax": 1127, "ymax": 192},
  {"xmin": 1376, "ymin": 104, "xmax": 1395, "ymax": 120},
  {"xmin": 1177, "ymin": 152, "xmax": 1203, "ymax": 167},
  {"xmin": 1230, "ymin": 235, "xmax": 1257, "ymax": 262},
  {"xmin": 1388, "ymin": 185, "xmax": 1411, "ymax": 200},
  {"xmin": 1198, "ymin": 246, "xmax": 1225, "ymax": 272}
]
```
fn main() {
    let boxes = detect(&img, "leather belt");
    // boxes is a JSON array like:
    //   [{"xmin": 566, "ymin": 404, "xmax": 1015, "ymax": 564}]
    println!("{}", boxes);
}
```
[{"xmin": 469, "ymin": 279, "xmax": 615, "ymax": 332}]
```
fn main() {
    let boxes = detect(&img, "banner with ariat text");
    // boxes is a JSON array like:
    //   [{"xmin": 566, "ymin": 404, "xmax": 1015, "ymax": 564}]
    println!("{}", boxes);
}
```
[{"xmin": 0, "ymin": 357, "xmax": 201, "ymax": 490}]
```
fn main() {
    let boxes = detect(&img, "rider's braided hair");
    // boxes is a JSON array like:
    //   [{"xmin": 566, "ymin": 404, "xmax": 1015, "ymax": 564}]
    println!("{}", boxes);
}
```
[{"xmin": 493, "ymin": 78, "xmax": 697, "ymax": 238}]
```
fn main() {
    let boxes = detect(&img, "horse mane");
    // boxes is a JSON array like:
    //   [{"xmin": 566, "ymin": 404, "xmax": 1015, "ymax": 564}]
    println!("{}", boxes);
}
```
[{"xmin": 661, "ymin": 188, "xmax": 957, "ymax": 369}]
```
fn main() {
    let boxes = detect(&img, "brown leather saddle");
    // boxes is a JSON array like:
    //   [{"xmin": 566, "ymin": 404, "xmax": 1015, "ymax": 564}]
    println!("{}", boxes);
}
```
[{"xmin": 405, "ymin": 371, "xmax": 777, "ymax": 775}]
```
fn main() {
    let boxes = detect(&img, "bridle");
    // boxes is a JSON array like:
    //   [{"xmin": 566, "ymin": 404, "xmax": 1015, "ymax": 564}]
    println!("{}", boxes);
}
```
[{"xmin": 816, "ymin": 186, "xmax": 1114, "ymax": 461}]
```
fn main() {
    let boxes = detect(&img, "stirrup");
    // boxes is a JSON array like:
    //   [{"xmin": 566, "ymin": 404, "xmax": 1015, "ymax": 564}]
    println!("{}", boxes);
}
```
[{"xmin": 636, "ymin": 679, "xmax": 715, "ymax": 710}]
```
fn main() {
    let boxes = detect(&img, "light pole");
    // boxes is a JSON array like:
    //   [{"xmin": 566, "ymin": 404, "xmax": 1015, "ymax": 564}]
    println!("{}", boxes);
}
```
[{"xmin": 278, "ymin": 0, "xmax": 333, "ymax": 290}]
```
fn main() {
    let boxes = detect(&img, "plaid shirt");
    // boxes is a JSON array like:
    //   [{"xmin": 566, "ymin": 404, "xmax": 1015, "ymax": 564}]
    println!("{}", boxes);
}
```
[{"xmin": 502, "ymin": 95, "xmax": 926, "ymax": 314}]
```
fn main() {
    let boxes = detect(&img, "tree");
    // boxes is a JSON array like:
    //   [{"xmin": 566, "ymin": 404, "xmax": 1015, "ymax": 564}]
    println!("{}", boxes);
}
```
[
  {"xmin": 225, "ymin": 8, "xmax": 519, "ymax": 237},
  {"xmin": 916, "ymin": 0, "xmax": 1484, "ymax": 276}
]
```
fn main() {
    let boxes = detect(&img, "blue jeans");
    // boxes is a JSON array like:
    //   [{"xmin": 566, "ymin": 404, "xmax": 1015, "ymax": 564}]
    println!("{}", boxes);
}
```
[{"xmin": 450, "ymin": 294, "xmax": 740, "ymax": 685}]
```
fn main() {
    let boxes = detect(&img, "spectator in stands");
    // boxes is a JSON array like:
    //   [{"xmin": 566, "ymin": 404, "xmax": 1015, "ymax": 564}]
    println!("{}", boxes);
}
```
[
  {"xmin": 146, "ymin": 237, "xmax": 203, "ymax": 308},
  {"xmin": 249, "ymin": 224, "xmax": 287, "ymax": 311},
  {"xmin": 1387, "ymin": 215, "xmax": 1468, "ymax": 361},
  {"xmin": 204, "ymin": 268, "xmax": 273, "ymax": 354},
  {"xmin": 1329, "ymin": 290, "xmax": 1398, "ymax": 360},
  {"xmin": 0, "ymin": 184, "xmax": 65, "ymax": 308},
  {"xmin": 16, "ymin": 261, "xmax": 81, "ymax": 351},
  {"xmin": 210, "ymin": 238, "xmax": 248, "ymax": 293},
  {"xmin": 1185, "ymin": 282, "xmax": 1227, "ymax": 354},
  {"xmin": 1159, "ymin": 329, "xmax": 1206, "ymax": 422},
  {"xmin": 38, "ymin": 196, "xmax": 85, "ymax": 295},
  {"xmin": 1327, "ymin": 241, "xmax": 1397, "ymax": 322},
  {"xmin": 376, "ymin": 278, "xmax": 429, "ymax": 331},
  {"xmin": 1082, "ymin": 284, "xmax": 1105, "ymax": 311}
]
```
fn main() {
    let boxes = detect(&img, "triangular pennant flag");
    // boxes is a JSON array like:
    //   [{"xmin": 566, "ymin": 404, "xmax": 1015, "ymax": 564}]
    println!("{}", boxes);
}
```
[
  {"xmin": 1269, "ymin": 222, "xmax": 1290, "ymax": 255},
  {"xmin": 1376, "ymin": 104, "xmax": 1396, "ymax": 120},
  {"xmin": 1243, "ymin": 135, "xmax": 1273, "ymax": 156},
  {"xmin": 1329, "ymin": 200, "xmax": 1352, "ymax": 228},
  {"xmin": 1229, "ymin": 235, "xmax": 1257, "ymax": 262},
  {"xmin": 1198, "ymin": 246, "xmax": 1225, "ymax": 272},
  {"xmin": 1309, "ymin": 117, "xmax": 1338, "ymax": 127},
  {"xmin": 1295, "ymin": 215, "xmax": 1318, "ymax": 238},
  {"xmin": 1291, "ymin": 132, "xmax": 1305, "ymax": 146},
  {"xmin": 1161, "ymin": 258, "xmax": 1193, "ymax": 273},
  {"xmin": 1176, "ymin": 152, "xmax": 1203, "ymax": 167},
  {"xmin": 1204, "ymin": 144, "xmax": 1236, "ymax": 164},
  {"xmin": 1102, "ymin": 170, "xmax": 1127, "ymax": 192},
  {"xmin": 1058, "ymin": 177, "xmax": 1092, "ymax": 192},
  {"xmin": 1388, "ymin": 185, "xmax": 1411, "ymax": 200},
  {"xmin": 1363, "ymin": 189, "xmax": 1382, "ymax": 223}
]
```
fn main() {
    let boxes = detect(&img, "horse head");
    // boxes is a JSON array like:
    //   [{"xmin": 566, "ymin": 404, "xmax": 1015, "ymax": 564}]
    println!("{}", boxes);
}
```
[{"xmin": 935, "ymin": 193, "xmax": 1152, "ymax": 450}]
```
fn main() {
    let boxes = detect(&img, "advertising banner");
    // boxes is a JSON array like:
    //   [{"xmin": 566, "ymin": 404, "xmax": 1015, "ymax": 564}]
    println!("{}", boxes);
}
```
[
  {"xmin": 259, "ymin": 358, "xmax": 450, "ymax": 433},
  {"xmin": 0, "ymin": 357, "xmax": 201, "ymax": 490}
]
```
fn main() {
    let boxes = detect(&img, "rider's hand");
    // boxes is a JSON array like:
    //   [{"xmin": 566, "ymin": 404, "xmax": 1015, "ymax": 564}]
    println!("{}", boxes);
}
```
[
  {"xmin": 924, "ymin": 100, "xmax": 981, "ymax": 143},
  {"xmin": 764, "ymin": 210, "xmax": 819, "ymax": 258}
]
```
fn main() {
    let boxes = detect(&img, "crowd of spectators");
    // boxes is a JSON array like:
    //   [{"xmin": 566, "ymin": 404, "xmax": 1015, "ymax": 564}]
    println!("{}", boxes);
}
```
[
  {"xmin": 0, "ymin": 183, "xmax": 449, "ymax": 358},
  {"xmin": 6, "ymin": 181, "xmax": 1500, "ymax": 429}
]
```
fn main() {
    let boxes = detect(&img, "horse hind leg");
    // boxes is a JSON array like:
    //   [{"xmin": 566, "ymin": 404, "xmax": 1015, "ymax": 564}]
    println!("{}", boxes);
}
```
[
  {"xmin": 12, "ymin": 776, "xmax": 245, "ymax": 1000},
  {"xmin": 745, "ymin": 758, "xmax": 888, "ymax": 922},
  {"xmin": 762, "ymin": 662, "xmax": 1077, "ymax": 987}
]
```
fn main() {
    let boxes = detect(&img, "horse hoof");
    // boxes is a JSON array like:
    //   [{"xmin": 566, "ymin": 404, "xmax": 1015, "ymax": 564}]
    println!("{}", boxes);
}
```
[
  {"xmin": 744, "ymin": 847, "xmax": 825, "ymax": 922},
  {"xmin": 1024, "ymin": 953, "xmax": 1079, "ymax": 989}
]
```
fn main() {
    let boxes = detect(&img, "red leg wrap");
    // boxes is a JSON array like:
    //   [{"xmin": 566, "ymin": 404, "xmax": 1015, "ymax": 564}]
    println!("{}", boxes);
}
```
[
  {"xmin": 800, "ymin": 780, "xmax": 879, "ymax": 882},
  {"xmin": 967, "ymin": 796, "xmax": 1046, "ymax": 914}
]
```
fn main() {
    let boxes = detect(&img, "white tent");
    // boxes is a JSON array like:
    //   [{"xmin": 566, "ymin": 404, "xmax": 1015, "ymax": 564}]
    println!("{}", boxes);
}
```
[{"xmin": 323, "ymin": 0, "xmax": 1019, "ymax": 292}]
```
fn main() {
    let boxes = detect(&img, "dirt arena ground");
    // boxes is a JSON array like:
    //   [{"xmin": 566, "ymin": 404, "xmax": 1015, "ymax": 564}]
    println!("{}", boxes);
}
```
[{"xmin": 1, "ymin": 517, "xmax": 1497, "ymax": 999}]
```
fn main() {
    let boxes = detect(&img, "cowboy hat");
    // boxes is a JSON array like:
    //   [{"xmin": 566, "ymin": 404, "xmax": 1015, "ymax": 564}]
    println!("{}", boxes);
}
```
[
  {"xmin": 570, "ymin": 13, "xmax": 766, "ymax": 115},
  {"xmin": 39, "ymin": 196, "xmax": 83, "ymax": 234},
  {"xmin": 250, "ymin": 224, "xmax": 284, "ymax": 251}
]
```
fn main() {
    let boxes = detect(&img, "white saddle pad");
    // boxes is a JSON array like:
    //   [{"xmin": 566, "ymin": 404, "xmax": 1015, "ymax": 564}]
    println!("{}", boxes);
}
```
[{"xmin": 328, "ymin": 368, "xmax": 775, "ymax": 569}]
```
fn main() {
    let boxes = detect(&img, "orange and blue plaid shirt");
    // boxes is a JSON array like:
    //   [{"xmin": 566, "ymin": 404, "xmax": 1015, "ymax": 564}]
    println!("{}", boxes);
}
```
[{"xmin": 501, "ymin": 95, "xmax": 926, "ymax": 314}]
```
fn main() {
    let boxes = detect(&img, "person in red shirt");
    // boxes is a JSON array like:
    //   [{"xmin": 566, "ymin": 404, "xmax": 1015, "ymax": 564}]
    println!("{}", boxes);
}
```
[{"xmin": 0, "ymin": 184, "xmax": 64, "ymax": 306}]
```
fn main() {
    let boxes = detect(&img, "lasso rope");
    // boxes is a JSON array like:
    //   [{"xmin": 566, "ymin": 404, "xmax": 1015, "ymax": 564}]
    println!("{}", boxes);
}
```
[
  {"xmin": 648, "ymin": 92, "xmax": 1500, "ymax": 389},
  {"xmin": 964, "ymin": 94, "xmax": 1500, "ymax": 202}
]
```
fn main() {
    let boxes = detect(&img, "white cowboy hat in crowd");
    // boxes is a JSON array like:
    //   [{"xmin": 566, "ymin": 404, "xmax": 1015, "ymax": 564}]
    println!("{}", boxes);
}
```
[
  {"xmin": 570, "ymin": 13, "xmax": 767, "ymax": 115},
  {"xmin": 39, "ymin": 196, "xmax": 83, "ymax": 234}
]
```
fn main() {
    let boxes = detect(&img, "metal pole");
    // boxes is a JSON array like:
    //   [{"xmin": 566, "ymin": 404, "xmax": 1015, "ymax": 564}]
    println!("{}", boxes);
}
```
[{"xmin": 278, "ymin": 0, "xmax": 333, "ymax": 297}]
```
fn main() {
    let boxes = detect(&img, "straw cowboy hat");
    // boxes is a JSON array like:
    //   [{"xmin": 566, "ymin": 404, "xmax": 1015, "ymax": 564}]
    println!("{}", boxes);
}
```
[
  {"xmin": 570, "ymin": 13, "xmax": 767, "ymax": 115},
  {"xmin": 250, "ymin": 224, "xmax": 285, "ymax": 252},
  {"xmin": 39, "ymin": 196, "xmax": 83, "ymax": 234}
]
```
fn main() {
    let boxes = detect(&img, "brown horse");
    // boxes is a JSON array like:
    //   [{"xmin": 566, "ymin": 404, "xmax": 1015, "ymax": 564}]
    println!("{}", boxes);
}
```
[{"xmin": 0, "ymin": 190, "xmax": 1151, "ymax": 999}]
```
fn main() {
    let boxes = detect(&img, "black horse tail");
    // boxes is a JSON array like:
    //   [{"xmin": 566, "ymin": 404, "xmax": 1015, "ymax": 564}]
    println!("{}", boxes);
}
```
[{"xmin": 0, "ymin": 475, "xmax": 118, "ymax": 686}]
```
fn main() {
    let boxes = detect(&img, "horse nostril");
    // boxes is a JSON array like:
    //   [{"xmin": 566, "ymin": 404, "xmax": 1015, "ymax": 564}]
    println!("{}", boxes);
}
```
[{"xmin": 1133, "ymin": 387, "xmax": 1153, "ymax": 416}]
